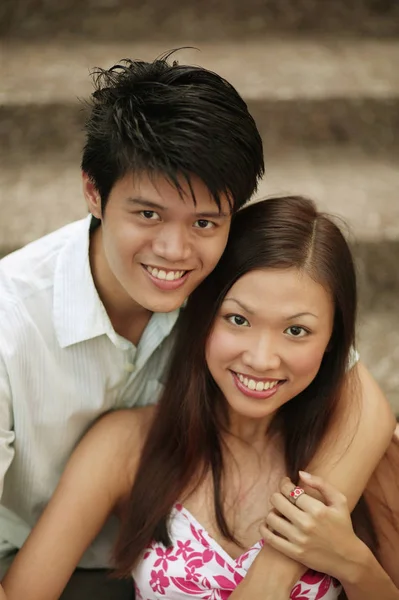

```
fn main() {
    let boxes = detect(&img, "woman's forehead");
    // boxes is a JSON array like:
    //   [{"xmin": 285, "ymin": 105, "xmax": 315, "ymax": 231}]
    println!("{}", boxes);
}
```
[{"xmin": 222, "ymin": 268, "xmax": 333, "ymax": 318}]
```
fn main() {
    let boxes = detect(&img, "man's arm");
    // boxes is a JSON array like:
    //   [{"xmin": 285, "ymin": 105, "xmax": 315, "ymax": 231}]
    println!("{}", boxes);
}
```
[
  {"xmin": 232, "ymin": 362, "xmax": 396, "ymax": 598},
  {"xmin": 259, "ymin": 473, "xmax": 399, "ymax": 600},
  {"xmin": 339, "ymin": 542, "xmax": 399, "ymax": 600},
  {"xmin": 365, "ymin": 424, "xmax": 399, "ymax": 587},
  {"xmin": 0, "ymin": 352, "xmax": 15, "ymax": 502},
  {"xmin": 306, "ymin": 362, "xmax": 395, "ymax": 508}
]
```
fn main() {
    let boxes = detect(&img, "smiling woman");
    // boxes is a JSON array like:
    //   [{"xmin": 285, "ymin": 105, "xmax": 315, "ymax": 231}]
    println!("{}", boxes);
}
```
[{"xmin": 206, "ymin": 267, "xmax": 335, "ymax": 427}]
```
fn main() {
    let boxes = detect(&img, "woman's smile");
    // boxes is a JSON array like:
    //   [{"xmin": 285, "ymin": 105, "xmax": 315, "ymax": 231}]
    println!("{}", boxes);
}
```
[{"xmin": 230, "ymin": 370, "xmax": 286, "ymax": 399}]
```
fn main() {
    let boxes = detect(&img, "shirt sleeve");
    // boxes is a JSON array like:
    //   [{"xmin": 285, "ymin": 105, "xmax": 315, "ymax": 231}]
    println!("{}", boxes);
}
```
[{"xmin": 0, "ymin": 352, "xmax": 15, "ymax": 501}]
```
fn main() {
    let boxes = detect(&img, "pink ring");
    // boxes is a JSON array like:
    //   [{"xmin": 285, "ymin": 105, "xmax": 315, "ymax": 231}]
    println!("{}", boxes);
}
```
[{"xmin": 289, "ymin": 486, "xmax": 305, "ymax": 505}]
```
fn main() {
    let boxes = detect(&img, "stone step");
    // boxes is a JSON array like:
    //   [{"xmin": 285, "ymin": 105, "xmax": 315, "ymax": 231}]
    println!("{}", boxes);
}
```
[
  {"xmin": 2, "ymin": 147, "xmax": 398, "ymax": 247},
  {"xmin": 1, "ymin": 40, "xmax": 398, "ymax": 159},
  {"xmin": 255, "ymin": 146, "xmax": 399, "ymax": 306},
  {"xmin": 357, "ymin": 297, "xmax": 399, "ymax": 415},
  {"xmin": 1, "ymin": 147, "xmax": 398, "ymax": 299},
  {"xmin": 2, "ymin": 0, "xmax": 399, "ymax": 39}
]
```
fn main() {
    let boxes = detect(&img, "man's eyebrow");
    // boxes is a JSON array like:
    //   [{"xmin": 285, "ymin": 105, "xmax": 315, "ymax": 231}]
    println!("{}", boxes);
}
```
[
  {"xmin": 223, "ymin": 297, "xmax": 255, "ymax": 315},
  {"xmin": 126, "ymin": 197, "xmax": 165, "ymax": 211},
  {"xmin": 195, "ymin": 210, "xmax": 230, "ymax": 219},
  {"xmin": 126, "ymin": 197, "xmax": 229, "ymax": 218}
]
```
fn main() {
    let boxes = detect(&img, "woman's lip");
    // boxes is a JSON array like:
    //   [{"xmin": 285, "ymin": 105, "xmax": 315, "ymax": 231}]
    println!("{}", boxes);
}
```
[
  {"xmin": 231, "ymin": 371, "xmax": 285, "ymax": 399},
  {"xmin": 233, "ymin": 371, "xmax": 282, "ymax": 384},
  {"xmin": 141, "ymin": 265, "xmax": 190, "ymax": 291}
]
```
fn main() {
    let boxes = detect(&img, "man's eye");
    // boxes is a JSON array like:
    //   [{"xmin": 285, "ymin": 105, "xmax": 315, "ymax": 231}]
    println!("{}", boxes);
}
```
[
  {"xmin": 140, "ymin": 210, "xmax": 160, "ymax": 220},
  {"xmin": 226, "ymin": 314, "xmax": 250, "ymax": 327},
  {"xmin": 284, "ymin": 326, "xmax": 309, "ymax": 338},
  {"xmin": 194, "ymin": 220, "xmax": 215, "ymax": 230}
]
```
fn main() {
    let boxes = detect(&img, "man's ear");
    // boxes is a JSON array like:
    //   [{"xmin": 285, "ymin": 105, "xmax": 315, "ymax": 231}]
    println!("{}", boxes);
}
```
[{"xmin": 82, "ymin": 171, "xmax": 102, "ymax": 219}]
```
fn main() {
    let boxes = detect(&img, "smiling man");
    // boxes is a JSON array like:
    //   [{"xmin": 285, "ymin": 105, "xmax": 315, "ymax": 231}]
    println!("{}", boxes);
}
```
[
  {"xmin": 0, "ymin": 55, "xmax": 264, "ymax": 598},
  {"xmin": 85, "ymin": 172, "xmax": 233, "ymax": 341}
]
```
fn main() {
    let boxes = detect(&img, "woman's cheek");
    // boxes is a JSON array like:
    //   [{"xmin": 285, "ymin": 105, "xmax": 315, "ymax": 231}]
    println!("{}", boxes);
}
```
[
  {"xmin": 291, "ymin": 344, "xmax": 327, "ymax": 379},
  {"xmin": 206, "ymin": 325, "xmax": 239, "ymax": 364}
]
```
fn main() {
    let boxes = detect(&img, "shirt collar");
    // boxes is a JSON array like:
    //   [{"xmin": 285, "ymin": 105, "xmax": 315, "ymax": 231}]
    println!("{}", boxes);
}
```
[{"xmin": 53, "ymin": 216, "xmax": 180, "ymax": 349}]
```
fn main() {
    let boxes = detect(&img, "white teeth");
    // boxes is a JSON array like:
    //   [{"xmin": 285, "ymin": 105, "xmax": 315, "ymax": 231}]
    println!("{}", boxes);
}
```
[
  {"xmin": 236, "ymin": 373, "xmax": 280, "ymax": 392},
  {"xmin": 146, "ymin": 266, "xmax": 186, "ymax": 281}
]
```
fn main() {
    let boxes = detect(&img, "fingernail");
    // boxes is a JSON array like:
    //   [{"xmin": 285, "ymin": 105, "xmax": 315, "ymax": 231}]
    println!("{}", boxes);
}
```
[{"xmin": 299, "ymin": 470, "xmax": 312, "ymax": 479}]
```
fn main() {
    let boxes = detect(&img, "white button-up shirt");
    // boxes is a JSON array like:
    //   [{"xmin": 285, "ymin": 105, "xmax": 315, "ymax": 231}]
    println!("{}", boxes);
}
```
[{"xmin": 0, "ymin": 217, "xmax": 179, "ymax": 567}]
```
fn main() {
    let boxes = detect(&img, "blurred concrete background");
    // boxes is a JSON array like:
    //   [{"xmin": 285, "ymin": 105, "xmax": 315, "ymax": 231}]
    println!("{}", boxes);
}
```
[{"xmin": 0, "ymin": 0, "xmax": 398, "ymax": 412}]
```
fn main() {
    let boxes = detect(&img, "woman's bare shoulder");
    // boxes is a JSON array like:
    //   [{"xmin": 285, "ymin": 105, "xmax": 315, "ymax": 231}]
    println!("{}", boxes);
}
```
[
  {"xmin": 71, "ymin": 406, "xmax": 155, "ymax": 493},
  {"xmin": 88, "ymin": 406, "xmax": 155, "ymax": 459}
]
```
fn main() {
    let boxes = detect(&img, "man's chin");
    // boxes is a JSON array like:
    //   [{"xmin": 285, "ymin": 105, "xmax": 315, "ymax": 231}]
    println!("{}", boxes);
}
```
[{"xmin": 139, "ymin": 295, "xmax": 186, "ymax": 314}]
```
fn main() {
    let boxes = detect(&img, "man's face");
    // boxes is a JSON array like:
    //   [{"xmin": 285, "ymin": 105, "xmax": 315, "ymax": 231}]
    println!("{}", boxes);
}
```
[{"xmin": 85, "ymin": 172, "xmax": 232, "ymax": 314}]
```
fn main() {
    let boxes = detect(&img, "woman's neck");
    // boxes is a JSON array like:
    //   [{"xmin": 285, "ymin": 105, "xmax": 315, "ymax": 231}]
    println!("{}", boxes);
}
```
[{"xmin": 224, "ymin": 410, "xmax": 275, "ymax": 452}]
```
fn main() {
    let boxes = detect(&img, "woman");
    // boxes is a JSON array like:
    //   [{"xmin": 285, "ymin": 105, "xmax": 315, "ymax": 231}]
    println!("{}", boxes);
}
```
[{"xmin": 1, "ymin": 196, "xmax": 397, "ymax": 599}]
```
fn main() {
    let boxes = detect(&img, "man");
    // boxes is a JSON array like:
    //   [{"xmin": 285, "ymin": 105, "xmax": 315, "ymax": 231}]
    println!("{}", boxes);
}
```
[
  {"xmin": 0, "ymin": 54, "xmax": 264, "ymax": 598},
  {"xmin": 0, "ymin": 54, "xmax": 394, "ymax": 600}
]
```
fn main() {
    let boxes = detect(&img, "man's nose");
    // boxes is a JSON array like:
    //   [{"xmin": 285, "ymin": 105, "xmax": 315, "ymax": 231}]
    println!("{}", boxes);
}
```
[{"xmin": 152, "ymin": 224, "xmax": 192, "ymax": 263}]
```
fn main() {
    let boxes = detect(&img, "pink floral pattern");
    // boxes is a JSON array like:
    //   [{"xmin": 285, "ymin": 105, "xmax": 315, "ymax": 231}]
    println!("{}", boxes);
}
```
[{"xmin": 132, "ymin": 504, "xmax": 341, "ymax": 599}]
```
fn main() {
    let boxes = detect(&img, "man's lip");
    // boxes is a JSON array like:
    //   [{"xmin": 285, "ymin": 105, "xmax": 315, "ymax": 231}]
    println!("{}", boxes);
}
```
[
  {"xmin": 141, "ymin": 264, "xmax": 190, "ymax": 290},
  {"xmin": 142, "ymin": 263, "xmax": 193, "ymax": 272}
]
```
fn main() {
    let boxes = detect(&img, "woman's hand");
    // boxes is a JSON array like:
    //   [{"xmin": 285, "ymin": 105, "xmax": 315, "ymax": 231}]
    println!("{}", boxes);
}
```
[{"xmin": 259, "ymin": 471, "xmax": 365, "ymax": 581}]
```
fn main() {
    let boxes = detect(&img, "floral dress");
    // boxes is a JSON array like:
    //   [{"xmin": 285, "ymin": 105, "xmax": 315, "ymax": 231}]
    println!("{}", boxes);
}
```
[{"xmin": 132, "ymin": 504, "xmax": 342, "ymax": 599}]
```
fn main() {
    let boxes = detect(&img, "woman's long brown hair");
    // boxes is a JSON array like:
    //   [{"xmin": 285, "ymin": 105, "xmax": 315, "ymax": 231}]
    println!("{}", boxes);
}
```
[{"xmin": 113, "ymin": 196, "xmax": 359, "ymax": 576}]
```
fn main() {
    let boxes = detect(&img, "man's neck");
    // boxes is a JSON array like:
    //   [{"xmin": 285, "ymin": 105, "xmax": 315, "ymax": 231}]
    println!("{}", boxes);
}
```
[{"xmin": 109, "ymin": 309, "xmax": 153, "ymax": 346}]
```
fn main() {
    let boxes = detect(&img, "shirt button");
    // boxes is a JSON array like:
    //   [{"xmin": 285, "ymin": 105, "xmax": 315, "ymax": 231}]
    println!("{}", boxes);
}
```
[{"xmin": 124, "ymin": 363, "xmax": 136, "ymax": 373}]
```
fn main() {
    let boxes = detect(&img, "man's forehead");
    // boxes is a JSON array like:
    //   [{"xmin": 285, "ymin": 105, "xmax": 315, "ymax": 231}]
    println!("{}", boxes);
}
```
[
  {"xmin": 123, "ymin": 172, "xmax": 232, "ymax": 215},
  {"xmin": 125, "ymin": 195, "xmax": 230, "ymax": 219}
]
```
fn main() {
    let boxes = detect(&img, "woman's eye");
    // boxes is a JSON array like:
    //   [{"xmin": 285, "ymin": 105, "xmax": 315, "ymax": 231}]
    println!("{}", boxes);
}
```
[
  {"xmin": 194, "ymin": 219, "xmax": 215, "ymax": 230},
  {"xmin": 140, "ymin": 210, "xmax": 160, "ymax": 220},
  {"xmin": 226, "ymin": 314, "xmax": 250, "ymax": 327},
  {"xmin": 285, "ymin": 326, "xmax": 308, "ymax": 338}
]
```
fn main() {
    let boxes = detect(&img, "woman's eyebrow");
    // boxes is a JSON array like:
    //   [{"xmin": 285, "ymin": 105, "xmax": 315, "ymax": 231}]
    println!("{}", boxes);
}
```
[
  {"xmin": 223, "ymin": 300, "xmax": 319, "ymax": 321},
  {"xmin": 286, "ymin": 312, "xmax": 318, "ymax": 320},
  {"xmin": 223, "ymin": 297, "xmax": 255, "ymax": 315}
]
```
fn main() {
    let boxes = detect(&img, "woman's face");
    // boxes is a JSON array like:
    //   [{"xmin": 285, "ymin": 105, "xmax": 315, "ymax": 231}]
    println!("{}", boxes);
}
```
[{"xmin": 205, "ymin": 268, "xmax": 334, "ymax": 424}]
